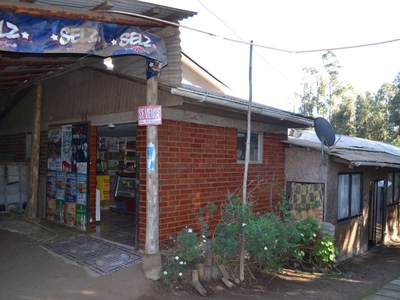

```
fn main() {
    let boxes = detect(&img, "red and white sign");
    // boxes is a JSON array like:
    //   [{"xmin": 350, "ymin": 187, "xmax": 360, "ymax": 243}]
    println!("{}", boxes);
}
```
[{"xmin": 137, "ymin": 105, "xmax": 162, "ymax": 126}]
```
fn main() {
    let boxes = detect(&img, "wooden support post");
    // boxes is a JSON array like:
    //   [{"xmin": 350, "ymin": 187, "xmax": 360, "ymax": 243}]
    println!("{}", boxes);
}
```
[
  {"xmin": 141, "ymin": 64, "xmax": 162, "ymax": 280},
  {"xmin": 27, "ymin": 82, "xmax": 42, "ymax": 219},
  {"xmin": 145, "ymin": 74, "xmax": 159, "ymax": 255}
]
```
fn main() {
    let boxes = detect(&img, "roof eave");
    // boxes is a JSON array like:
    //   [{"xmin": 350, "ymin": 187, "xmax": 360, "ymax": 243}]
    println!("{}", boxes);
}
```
[{"xmin": 171, "ymin": 87, "xmax": 314, "ymax": 128}]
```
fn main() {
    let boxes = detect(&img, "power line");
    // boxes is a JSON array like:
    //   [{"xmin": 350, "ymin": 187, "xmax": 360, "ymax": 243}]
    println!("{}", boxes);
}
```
[
  {"xmin": 196, "ymin": 0, "xmax": 289, "ymax": 79},
  {"xmin": 100, "ymin": 10, "xmax": 400, "ymax": 54}
]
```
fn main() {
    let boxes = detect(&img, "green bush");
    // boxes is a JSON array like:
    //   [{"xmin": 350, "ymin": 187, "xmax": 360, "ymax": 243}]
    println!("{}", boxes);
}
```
[
  {"xmin": 161, "ymin": 227, "xmax": 200, "ymax": 284},
  {"xmin": 161, "ymin": 190, "xmax": 339, "ymax": 284},
  {"xmin": 314, "ymin": 236, "xmax": 338, "ymax": 267}
]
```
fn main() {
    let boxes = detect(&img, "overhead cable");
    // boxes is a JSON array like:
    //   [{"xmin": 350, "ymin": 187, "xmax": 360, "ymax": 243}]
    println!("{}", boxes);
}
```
[{"xmin": 98, "ymin": 10, "xmax": 400, "ymax": 54}]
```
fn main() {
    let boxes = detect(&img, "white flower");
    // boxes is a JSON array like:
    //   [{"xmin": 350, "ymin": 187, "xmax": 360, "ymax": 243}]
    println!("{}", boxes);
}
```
[
  {"xmin": 178, "ymin": 272, "xmax": 183, "ymax": 276},
  {"xmin": 163, "ymin": 271, "xmax": 168, "ymax": 275},
  {"xmin": 202, "ymin": 235, "xmax": 206, "ymax": 238},
  {"xmin": 175, "ymin": 256, "xmax": 179, "ymax": 260},
  {"xmin": 203, "ymin": 239, "xmax": 207, "ymax": 243},
  {"xmin": 242, "ymin": 223, "xmax": 246, "ymax": 226},
  {"xmin": 180, "ymin": 261, "xmax": 184, "ymax": 265},
  {"xmin": 184, "ymin": 262, "xmax": 187, "ymax": 265},
  {"xmin": 265, "ymin": 233, "xmax": 268, "ymax": 235},
  {"xmin": 264, "ymin": 246, "xmax": 268, "ymax": 251},
  {"xmin": 188, "ymin": 228, "xmax": 193, "ymax": 233},
  {"xmin": 300, "ymin": 233, "xmax": 304, "ymax": 237}
]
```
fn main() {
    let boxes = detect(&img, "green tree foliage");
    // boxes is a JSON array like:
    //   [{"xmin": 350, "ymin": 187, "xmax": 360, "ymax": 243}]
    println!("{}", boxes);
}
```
[
  {"xmin": 296, "ymin": 53, "xmax": 400, "ymax": 146},
  {"xmin": 370, "ymin": 83, "xmax": 397, "ymax": 142},
  {"xmin": 388, "ymin": 73, "xmax": 400, "ymax": 142},
  {"xmin": 355, "ymin": 92, "xmax": 374, "ymax": 138},
  {"xmin": 296, "ymin": 67, "xmax": 326, "ymax": 117},
  {"xmin": 330, "ymin": 87, "xmax": 356, "ymax": 136},
  {"xmin": 322, "ymin": 51, "xmax": 343, "ymax": 120}
]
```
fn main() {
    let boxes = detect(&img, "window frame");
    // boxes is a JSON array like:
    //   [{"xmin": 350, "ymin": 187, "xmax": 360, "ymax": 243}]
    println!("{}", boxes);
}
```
[
  {"xmin": 236, "ymin": 131, "xmax": 262, "ymax": 163},
  {"xmin": 337, "ymin": 172, "xmax": 363, "ymax": 222},
  {"xmin": 387, "ymin": 171, "xmax": 400, "ymax": 206}
]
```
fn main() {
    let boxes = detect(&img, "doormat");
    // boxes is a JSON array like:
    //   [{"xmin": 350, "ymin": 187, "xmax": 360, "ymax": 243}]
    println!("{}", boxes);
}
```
[{"xmin": 43, "ymin": 235, "xmax": 141, "ymax": 275}]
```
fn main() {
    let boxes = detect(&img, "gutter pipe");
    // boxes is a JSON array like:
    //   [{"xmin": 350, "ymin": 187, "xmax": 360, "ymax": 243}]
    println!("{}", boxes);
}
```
[
  {"xmin": 171, "ymin": 87, "xmax": 314, "ymax": 128},
  {"xmin": 352, "ymin": 161, "xmax": 400, "ymax": 169}
]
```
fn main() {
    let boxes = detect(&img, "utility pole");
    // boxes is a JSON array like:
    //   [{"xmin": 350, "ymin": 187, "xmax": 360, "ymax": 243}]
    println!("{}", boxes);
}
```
[
  {"xmin": 142, "ymin": 61, "xmax": 162, "ymax": 280},
  {"xmin": 27, "ymin": 82, "xmax": 42, "ymax": 219},
  {"xmin": 240, "ymin": 40, "xmax": 253, "ymax": 281}
]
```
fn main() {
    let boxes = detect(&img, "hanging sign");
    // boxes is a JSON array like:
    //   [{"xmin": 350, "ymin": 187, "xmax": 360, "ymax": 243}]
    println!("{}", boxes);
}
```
[
  {"xmin": 138, "ymin": 105, "xmax": 162, "ymax": 126},
  {"xmin": 0, "ymin": 12, "xmax": 167, "ymax": 78}
]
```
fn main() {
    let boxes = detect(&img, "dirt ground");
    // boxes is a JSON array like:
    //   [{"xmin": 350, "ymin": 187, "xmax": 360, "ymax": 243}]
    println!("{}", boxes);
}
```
[
  {"xmin": 153, "ymin": 240, "xmax": 400, "ymax": 300},
  {"xmin": 1, "ymin": 213, "xmax": 399, "ymax": 300}
]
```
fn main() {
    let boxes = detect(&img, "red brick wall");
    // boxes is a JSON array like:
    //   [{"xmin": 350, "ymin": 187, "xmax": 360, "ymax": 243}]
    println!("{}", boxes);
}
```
[
  {"xmin": 89, "ymin": 125, "xmax": 97, "ymax": 232},
  {"xmin": 0, "ymin": 133, "xmax": 28, "ymax": 162},
  {"xmin": 39, "ymin": 131, "xmax": 47, "ymax": 176},
  {"xmin": 137, "ymin": 120, "xmax": 287, "ymax": 249},
  {"xmin": 0, "ymin": 131, "xmax": 48, "ymax": 175}
]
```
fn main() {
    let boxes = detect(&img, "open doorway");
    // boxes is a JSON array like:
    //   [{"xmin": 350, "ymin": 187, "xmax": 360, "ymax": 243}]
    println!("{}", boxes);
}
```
[
  {"xmin": 369, "ymin": 179, "xmax": 385, "ymax": 248},
  {"xmin": 94, "ymin": 123, "xmax": 139, "ymax": 248}
]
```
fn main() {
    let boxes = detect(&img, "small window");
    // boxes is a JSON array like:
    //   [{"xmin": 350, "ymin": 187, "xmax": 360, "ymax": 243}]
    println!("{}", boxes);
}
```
[
  {"xmin": 387, "ymin": 172, "xmax": 400, "ymax": 205},
  {"xmin": 337, "ymin": 173, "xmax": 362, "ymax": 221},
  {"xmin": 237, "ymin": 132, "xmax": 261, "ymax": 162}
]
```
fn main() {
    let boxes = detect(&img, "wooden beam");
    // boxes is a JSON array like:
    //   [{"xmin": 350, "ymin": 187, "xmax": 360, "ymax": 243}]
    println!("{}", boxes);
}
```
[
  {"xmin": 0, "ymin": 68, "xmax": 59, "ymax": 75},
  {"xmin": 0, "ymin": 2, "xmax": 165, "ymax": 27},
  {"xmin": 27, "ymin": 82, "xmax": 41, "ymax": 219},
  {"xmin": 0, "ymin": 74, "xmax": 42, "ymax": 81},
  {"xmin": 0, "ymin": 59, "xmax": 78, "ymax": 66},
  {"xmin": 0, "ymin": 57, "xmax": 102, "ymax": 120},
  {"xmin": 145, "ymin": 73, "xmax": 159, "ymax": 255},
  {"xmin": 142, "ymin": 63, "xmax": 162, "ymax": 280}
]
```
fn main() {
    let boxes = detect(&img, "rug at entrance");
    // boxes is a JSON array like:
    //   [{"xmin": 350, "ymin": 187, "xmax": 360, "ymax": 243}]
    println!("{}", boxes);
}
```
[{"xmin": 43, "ymin": 235, "xmax": 141, "ymax": 275}]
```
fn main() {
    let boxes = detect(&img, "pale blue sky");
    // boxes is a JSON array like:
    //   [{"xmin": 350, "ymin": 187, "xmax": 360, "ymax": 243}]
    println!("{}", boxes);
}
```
[{"xmin": 146, "ymin": 0, "xmax": 400, "ymax": 111}]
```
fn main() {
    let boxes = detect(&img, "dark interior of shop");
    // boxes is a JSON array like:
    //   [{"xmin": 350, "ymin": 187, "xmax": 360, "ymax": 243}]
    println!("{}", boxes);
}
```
[{"xmin": 95, "ymin": 123, "xmax": 138, "ymax": 248}]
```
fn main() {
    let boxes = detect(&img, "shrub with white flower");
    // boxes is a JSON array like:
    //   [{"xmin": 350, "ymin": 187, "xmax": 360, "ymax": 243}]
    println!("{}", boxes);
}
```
[{"xmin": 161, "ymin": 226, "xmax": 202, "ymax": 284}]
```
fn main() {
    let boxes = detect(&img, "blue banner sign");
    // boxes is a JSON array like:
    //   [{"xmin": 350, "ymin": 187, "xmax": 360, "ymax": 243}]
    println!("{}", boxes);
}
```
[{"xmin": 0, "ymin": 12, "xmax": 167, "ymax": 77}]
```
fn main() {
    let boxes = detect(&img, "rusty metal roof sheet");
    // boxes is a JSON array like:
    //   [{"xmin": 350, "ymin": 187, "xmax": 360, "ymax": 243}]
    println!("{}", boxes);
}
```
[{"xmin": 285, "ymin": 130, "xmax": 400, "ymax": 169}]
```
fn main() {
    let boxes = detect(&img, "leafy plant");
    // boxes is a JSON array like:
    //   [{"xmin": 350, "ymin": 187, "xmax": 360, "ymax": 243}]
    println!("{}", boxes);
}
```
[
  {"xmin": 176, "ymin": 228, "xmax": 202, "ymax": 262},
  {"xmin": 295, "ymin": 216, "xmax": 319, "ymax": 245},
  {"xmin": 161, "ymin": 248, "xmax": 187, "ymax": 284},
  {"xmin": 314, "ymin": 236, "xmax": 338, "ymax": 267},
  {"xmin": 161, "ymin": 227, "xmax": 200, "ymax": 284}
]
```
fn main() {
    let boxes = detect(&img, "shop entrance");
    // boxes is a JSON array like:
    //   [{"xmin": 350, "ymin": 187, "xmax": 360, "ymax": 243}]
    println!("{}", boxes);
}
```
[{"xmin": 95, "ymin": 123, "xmax": 139, "ymax": 248}]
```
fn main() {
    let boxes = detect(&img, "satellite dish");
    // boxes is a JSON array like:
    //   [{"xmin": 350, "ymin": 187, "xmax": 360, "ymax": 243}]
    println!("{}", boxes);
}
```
[{"xmin": 314, "ymin": 117, "xmax": 336, "ymax": 164}]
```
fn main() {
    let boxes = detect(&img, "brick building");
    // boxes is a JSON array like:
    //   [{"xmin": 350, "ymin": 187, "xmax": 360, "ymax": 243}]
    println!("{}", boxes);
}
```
[{"xmin": 0, "ymin": 1, "xmax": 314, "ymax": 252}]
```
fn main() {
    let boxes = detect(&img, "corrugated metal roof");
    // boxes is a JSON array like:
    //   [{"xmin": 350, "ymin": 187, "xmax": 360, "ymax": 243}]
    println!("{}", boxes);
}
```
[
  {"xmin": 171, "ymin": 86, "xmax": 315, "ymax": 128},
  {"xmin": 285, "ymin": 130, "xmax": 400, "ymax": 168},
  {"xmin": 32, "ymin": 0, "xmax": 196, "ymax": 22}
]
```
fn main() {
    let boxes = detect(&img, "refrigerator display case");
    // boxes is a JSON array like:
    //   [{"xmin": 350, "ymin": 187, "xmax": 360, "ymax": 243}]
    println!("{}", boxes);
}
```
[{"xmin": 114, "ymin": 172, "xmax": 137, "ymax": 212}]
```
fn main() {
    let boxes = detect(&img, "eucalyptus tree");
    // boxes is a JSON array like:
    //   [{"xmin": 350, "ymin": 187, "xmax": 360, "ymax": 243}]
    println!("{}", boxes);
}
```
[
  {"xmin": 330, "ymin": 84, "xmax": 356, "ymax": 136},
  {"xmin": 296, "ymin": 67, "xmax": 327, "ymax": 117},
  {"xmin": 355, "ymin": 92, "xmax": 374, "ymax": 139},
  {"xmin": 374, "ymin": 82, "xmax": 397, "ymax": 143},
  {"xmin": 388, "ymin": 72, "xmax": 400, "ymax": 142},
  {"xmin": 322, "ymin": 51, "xmax": 343, "ymax": 120}
]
